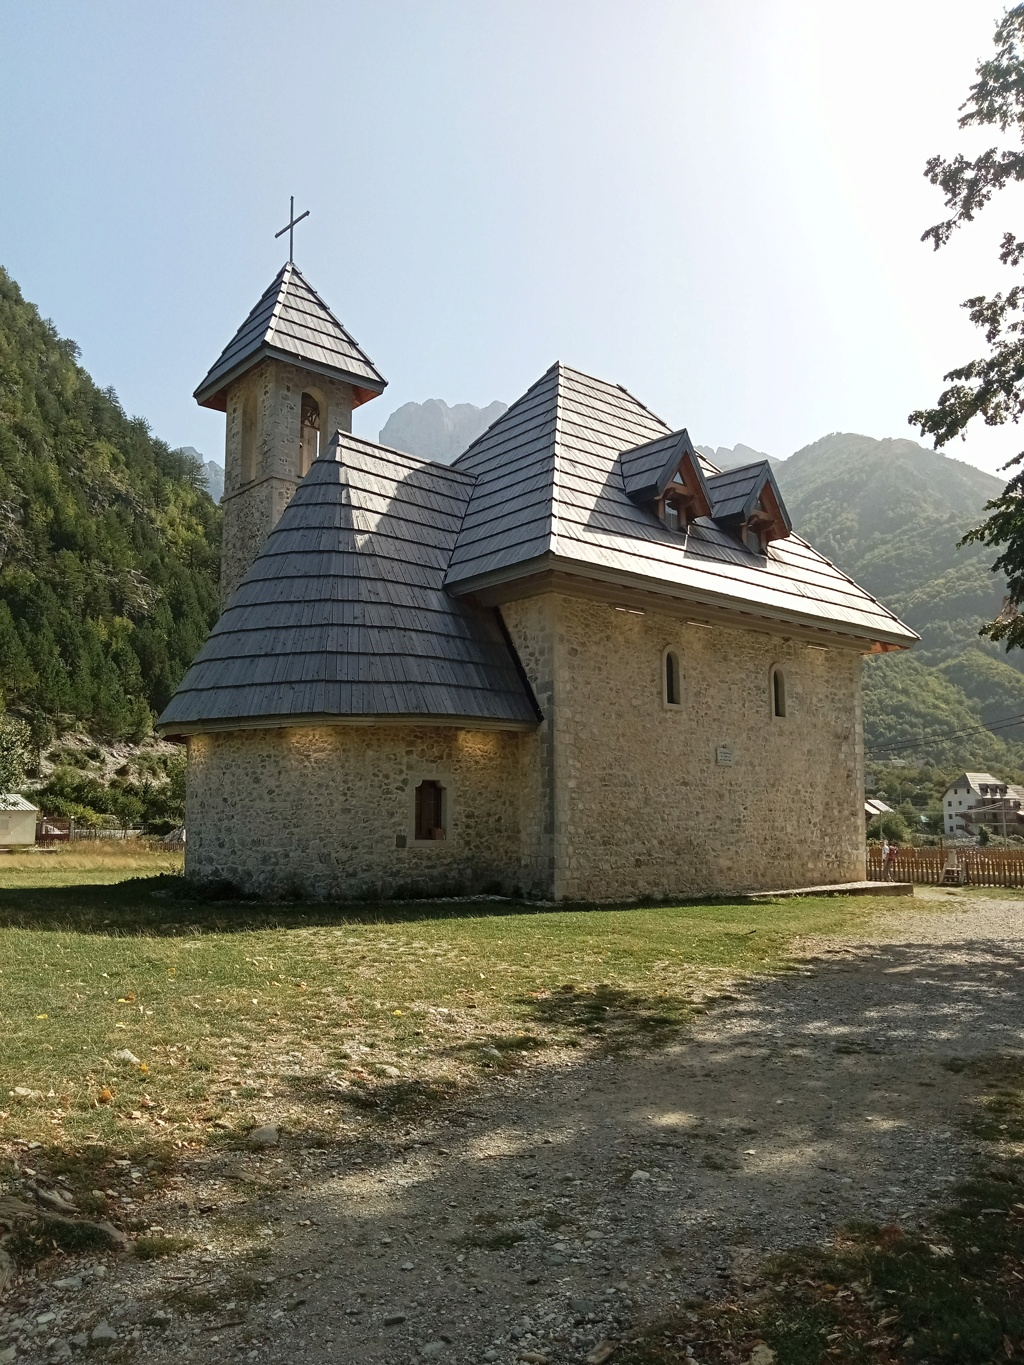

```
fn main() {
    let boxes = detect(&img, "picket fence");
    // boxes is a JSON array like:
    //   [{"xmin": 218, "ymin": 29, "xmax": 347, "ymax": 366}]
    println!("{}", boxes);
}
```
[{"xmin": 867, "ymin": 845, "xmax": 1024, "ymax": 887}]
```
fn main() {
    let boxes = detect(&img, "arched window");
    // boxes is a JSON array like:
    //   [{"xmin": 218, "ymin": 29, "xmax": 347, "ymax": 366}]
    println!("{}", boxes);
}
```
[
  {"xmin": 240, "ymin": 391, "xmax": 257, "ymax": 484},
  {"xmin": 414, "ymin": 780, "xmax": 446, "ymax": 841},
  {"xmin": 300, "ymin": 391, "xmax": 321, "ymax": 476},
  {"xmin": 664, "ymin": 649, "xmax": 681, "ymax": 707},
  {"xmin": 771, "ymin": 666, "xmax": 786, "ymax": 719}
]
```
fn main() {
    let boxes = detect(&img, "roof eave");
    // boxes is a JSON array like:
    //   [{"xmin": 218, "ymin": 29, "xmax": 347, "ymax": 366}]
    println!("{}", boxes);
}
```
[
  {"xmin": 156, "ymin": 710, "xmax": 539, "ymax": 740},
  {"xmin": 446, "ymin": 552, "xmax": 919, "ymax": 652},
  {"xmin": 194, "ymin": 343, "xmax": 388, "ymax": 412}
]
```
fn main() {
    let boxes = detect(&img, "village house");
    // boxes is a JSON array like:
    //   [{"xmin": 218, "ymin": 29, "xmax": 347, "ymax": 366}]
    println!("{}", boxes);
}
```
[
  {"xmin": 0, "ymin": 795, "xmax": 38, "ymax": 849},
  {"xmin": 157, "ymin": 263, "xmax": 918, "ymax": 900},
  {"xmin": 943, "ymin": 772, "xmax": 1024, "ymax": 839}
]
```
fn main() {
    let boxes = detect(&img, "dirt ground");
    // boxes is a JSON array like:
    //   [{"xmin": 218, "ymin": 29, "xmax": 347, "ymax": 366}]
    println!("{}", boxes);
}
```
[{"xmin": 3, "ymin": 889, "xmax": 1024, "ymax": 1365}]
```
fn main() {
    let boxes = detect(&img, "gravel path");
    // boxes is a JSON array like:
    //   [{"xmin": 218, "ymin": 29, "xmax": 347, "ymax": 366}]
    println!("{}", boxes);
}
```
[{"xmin": 4, "ymin": 892, "xmax": 1024, "ymax": 1365}]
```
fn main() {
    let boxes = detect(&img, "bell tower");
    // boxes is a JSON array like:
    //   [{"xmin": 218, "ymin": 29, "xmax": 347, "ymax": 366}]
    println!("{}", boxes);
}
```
[{"xmin": 195, "ymin": 263, "xmax": 387, "ymax": 602}]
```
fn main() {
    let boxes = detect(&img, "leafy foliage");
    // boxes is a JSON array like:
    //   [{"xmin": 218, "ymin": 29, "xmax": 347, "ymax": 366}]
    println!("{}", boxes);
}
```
[
  {"xmin": 0, "ymin": 266, "xmax": 220, "ymax": 741},
  {"xmin": 909, "ymin": 4, "xmax": 1024, "ymax": 649},
  {"xmin": 0, "ymin": 714, "xmax": 30, "ymax": 792},
  {"xmin": 31, "ymin": 751, "xmax": 185, "ymax": 831},
  {"xmin": 865, "ymin": 810, "xmax": 912, "ymax": 842}
]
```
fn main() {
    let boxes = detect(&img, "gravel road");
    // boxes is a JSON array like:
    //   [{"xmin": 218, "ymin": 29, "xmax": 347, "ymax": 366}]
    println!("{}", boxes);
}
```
[{"xmin": 4, "ymin": 891, "xmax": 1024, "ymax": 1365}]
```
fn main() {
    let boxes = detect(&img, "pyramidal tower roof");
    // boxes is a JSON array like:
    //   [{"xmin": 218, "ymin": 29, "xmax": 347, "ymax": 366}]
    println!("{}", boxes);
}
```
[{"xmin": 194, "ymin": 263, "xmax": 387, "ymax": 411}]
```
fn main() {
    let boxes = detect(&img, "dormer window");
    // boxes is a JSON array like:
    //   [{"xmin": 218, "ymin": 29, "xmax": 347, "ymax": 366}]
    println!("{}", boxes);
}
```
[
  {"xmin": 742, "ymin": 524, "xmax": 765, "ymax": 555},
  {"xmin": 702, "ymin": 466, "xmax": 792, "ymax": 554},
  {"xmin": 621, "ymin": 430, "xmax": 713, "ymax": 532}
]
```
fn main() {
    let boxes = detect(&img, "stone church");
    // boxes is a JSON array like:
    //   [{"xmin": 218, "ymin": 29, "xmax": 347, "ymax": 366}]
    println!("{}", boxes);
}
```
[{"xmin": 157, "ymin": 262, "xmax": 916, "ymax": 900}]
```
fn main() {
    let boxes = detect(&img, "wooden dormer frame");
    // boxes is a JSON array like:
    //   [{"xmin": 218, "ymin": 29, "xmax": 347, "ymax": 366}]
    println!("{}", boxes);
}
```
[
  {"xmin": 706, "ymin": 460, "xmax": 793, "ymax": 553},
  {"xmin": 656, "ymin": 447, "xmax": 713, "ymax": 529},
  {"xmin": 620, "ymin": 429, "xmax": 713, "ymax": 531},
  {"xmin": 746, "ymin": 481, "xmax": 789, "ymax": 546}
]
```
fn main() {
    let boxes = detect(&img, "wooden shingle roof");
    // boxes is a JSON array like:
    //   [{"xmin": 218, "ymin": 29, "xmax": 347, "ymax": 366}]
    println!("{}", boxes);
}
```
[
  {"xmin": 447, "ymin": 363, "xmax": 917, "ymax": 650},
  {"xmin": 161, "ymin": 359, "xmax": 917, "ymax": 735},
  {"xmin": 157, "ymin": 435, "xmax": 539, "ymax": 734},
  {"xmin": 194, "ymin": 264, "xmax": 387, "ymax": 412}
]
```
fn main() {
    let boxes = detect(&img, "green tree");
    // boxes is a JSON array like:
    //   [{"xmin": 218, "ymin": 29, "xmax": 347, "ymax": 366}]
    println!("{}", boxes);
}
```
[
  {"xmin": 0, "ymin": 715, "xmax": 30, "ymax": 792},
  {"xmin": 867, "ymin": 811, "xmax": 912, "ymax": 843},
  {"xmin": 911, "ymin": 3, "xmax": 1024, "ymax": 649},
  {"xmin": 0, "ymin": 266, "xmax": 220, "ymax": 740}
]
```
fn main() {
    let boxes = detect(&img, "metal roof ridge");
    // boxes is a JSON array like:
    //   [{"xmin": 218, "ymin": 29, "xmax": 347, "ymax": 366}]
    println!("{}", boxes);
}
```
[
  {"xmin": 286, "ymin": 265, "xmax": 386, "ymax": 379},
  {"xmin": 262, "ymin": 260, "xmax": 296, "ymax": 346},
  {"xmin": 554, "ymin": 361, "xmax": 674, "ymax": 431}
]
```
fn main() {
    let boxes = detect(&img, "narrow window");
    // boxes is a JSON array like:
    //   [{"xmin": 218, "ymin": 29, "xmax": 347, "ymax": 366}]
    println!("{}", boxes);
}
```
[
  {"xmin": 414, "ymin": 780, "xmax": 446, "ymax": 841},
  {"xmin": 664, "ymin": 649, "xmax": 681, "ymax": 706},
  {"xmin": 300, "ymin": 392, "xmax": 321, "ymax": 475},
  {"xmin": 771, "ymin": 666, "xmax": 786, "ymax": 718},
  {"xmin": 240, "ymin": 392, "xmax": 257, "ymax": 484},
  {"xmin": 662, "ymin": 501, "xmax": 680, "ymax": 531}
]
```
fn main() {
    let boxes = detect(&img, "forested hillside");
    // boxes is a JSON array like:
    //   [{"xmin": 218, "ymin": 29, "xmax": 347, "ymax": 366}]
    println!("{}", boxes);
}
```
[
  {"xmin": 0, "ymin": 267, "xmax": 220, "ymax": 745},
  {"xmin": 772, "ymin": 434, "xmax": 1023, "ymax": 767}
]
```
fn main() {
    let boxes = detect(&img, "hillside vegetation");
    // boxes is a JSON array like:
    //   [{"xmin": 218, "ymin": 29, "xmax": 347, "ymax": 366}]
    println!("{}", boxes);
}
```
[
  {"xmin": 0, "ymin": 267, "xmax": 220, "ymax": 746},
  {"xmin": 768, "ymin": 433, "xmax": 1024, "ymax": 768}
]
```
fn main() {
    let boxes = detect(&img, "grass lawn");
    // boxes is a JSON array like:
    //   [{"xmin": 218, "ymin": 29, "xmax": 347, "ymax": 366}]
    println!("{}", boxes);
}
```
[{"xmin": 0, "ymin": 849, "xmax": 894, "ymax": 1164}]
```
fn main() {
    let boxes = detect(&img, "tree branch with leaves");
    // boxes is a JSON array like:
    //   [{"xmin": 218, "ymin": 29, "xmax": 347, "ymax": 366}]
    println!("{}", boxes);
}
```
[{"xmin": 911, "ymin": 2, "xmax": 1024, "ymax": 648}]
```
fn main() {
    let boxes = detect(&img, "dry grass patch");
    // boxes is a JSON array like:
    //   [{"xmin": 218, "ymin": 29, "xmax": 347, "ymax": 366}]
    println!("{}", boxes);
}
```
[{"xmin": 0, "ymin": 854, "xmax": 899, "ymax": 1181}]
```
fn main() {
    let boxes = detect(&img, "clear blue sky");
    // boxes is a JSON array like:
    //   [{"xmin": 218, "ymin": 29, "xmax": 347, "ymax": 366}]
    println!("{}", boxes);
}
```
[{"xmin": 1, "ymin": 0, "xmax": 1021, "ymax": 473}]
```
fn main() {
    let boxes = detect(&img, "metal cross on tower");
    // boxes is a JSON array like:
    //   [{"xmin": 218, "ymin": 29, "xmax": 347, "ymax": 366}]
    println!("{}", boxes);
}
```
[{"xmin": 275, "ymin": 196, "xmax": 310, "ymax": 263}]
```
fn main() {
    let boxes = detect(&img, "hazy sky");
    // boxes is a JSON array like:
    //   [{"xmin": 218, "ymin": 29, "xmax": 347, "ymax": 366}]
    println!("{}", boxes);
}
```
[{"xmin": 2, "ymin": 0, "xmax": 1023, "ymax": 474}]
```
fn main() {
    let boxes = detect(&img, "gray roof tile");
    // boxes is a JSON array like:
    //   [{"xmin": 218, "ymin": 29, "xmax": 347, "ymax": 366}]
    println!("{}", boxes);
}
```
[
  {"xmin": 157, "ymin": 435, "xmax": 539, "ymax": 733},
  {"xmin": 163, "ymin": 357, "xmax": 916, "ymax": 737},
  {"xmin": 194, "ymin": 264, "xmax": 387, "ymax": 411},
  {"xmin": 446, "ymin": 363, "xmax": 916, "ymax": 648}
]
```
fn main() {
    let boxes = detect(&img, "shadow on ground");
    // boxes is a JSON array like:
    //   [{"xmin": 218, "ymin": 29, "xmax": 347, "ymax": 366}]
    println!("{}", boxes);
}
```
[
  {"xmin": 6, "ymin": 916, "xmax": 1024, "ymax": 1365},
  {"xmin": 0, "ymin": 874, "xmax": 754, "ymax": 936}
]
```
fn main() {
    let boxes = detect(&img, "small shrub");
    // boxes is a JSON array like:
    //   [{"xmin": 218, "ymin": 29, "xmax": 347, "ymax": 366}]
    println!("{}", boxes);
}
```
[{"xmin": 135, "ymin": 1234, "xmax": 194, "ymax": 1260}]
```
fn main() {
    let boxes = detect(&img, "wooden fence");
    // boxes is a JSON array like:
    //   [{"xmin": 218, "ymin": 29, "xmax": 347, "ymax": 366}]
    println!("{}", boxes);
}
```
[
  {"xmin": 867, "ymin": 845, "xmax": 1024, "ymax": 887},
  {"xmin": 36, "ymin": 819, "xmax": 141, "ymax": 846}
]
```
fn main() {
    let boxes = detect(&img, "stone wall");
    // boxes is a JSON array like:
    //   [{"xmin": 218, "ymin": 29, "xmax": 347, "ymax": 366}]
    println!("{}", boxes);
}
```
[
  {"xmin": 184, "ymin": 590, "xmax": 866, "ymax": 902},
  {"xmin": 506, "ymin": 591, "xmax": 864, "ymax": 900},
  {"xmin": 220, "ymin": 360, "xmax": 356, "ymax": 601},
  {"xmin": 184, "ymin": 724, "xmax": 528, "ymax": 900}
]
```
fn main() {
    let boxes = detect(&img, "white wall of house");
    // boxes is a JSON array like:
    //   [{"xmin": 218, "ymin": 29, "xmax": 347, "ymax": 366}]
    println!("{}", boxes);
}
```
[
  {"xmin": 0, "ymin": 801, "xmax": 37, "ymax": 847},
  {"xmin": 942, "ymin": 773, "xmax": 1004, "ymax": 838}
]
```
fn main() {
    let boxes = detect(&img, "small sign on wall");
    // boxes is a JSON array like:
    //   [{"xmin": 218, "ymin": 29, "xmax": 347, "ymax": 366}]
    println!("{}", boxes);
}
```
[{"xmin": 716, "ymin": 745, "xmax": 734, "ymax": 766}]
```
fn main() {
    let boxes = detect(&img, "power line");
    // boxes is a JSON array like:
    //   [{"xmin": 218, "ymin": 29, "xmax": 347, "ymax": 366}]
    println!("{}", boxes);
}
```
[{"xmin": 866, "ymin": 708, "xmax": 1024, "ymax": 758}]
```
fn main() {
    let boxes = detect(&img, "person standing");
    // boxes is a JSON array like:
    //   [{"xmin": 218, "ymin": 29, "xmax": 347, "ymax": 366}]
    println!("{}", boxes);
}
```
[{"xmin": 882, "ymin": 838, "xmax": 892, "ymax": 880}]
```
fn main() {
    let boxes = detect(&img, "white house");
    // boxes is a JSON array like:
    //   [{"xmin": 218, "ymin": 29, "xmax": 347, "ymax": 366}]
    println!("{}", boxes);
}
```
[
  {"xmin": 942, "ymin": 773, "xmax": 1015, "ymax": 838},
  {"xmin": 0, "ymin": 795, "xmax": 38, "ymax": 848}
]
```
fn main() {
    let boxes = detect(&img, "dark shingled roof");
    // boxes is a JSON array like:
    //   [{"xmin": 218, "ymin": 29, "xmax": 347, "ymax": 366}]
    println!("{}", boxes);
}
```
[
  {"xmin": 156, "ymin": 435, "xmax": 540, "ymax": 734},
  {"xmin": 706, "ymin": 461, "xmax": 791, "ymax": 530},
  {"xmin": 194, "ymin": 264, "xmax": 387, "ymax": 412},
  {"xmin": 619, "ymin": 428, "xmax": 713, "ymax": 504},
  {"xmin": 446, "ymin": 363, "xmax": 917, "ymax": 648},
  {"xmin": 161, "ymin": 360, "xmax": 917, "ymax": 736}
]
